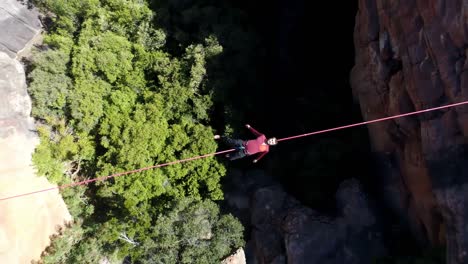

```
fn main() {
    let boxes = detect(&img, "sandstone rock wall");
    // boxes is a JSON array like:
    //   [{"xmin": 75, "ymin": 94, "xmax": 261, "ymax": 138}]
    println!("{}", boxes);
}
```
[
  {"xmin": 0, "ymin": 1, "xmax": 71, "ymax": 263},
  {"xmin": 351, "ymin": 0, "xmax": 468, "ymax": 263},
  {"xmin": 0, "ymin": 0, "xmax": 42, "ymax": 58}
]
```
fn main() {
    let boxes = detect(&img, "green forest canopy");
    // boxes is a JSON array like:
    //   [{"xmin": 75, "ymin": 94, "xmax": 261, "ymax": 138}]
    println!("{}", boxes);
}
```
[{"xmin": 28, "ymin": 0, "xmax": 258, "ymax": 262}]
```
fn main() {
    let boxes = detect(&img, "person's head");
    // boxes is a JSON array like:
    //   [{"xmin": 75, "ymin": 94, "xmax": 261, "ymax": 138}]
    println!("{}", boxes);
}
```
[{"xmin": 267, "ymin": 137, "xmax": 278, "ymax": 146}]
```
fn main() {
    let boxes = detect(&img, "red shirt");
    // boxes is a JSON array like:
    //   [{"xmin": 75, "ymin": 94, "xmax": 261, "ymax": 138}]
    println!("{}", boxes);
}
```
[
  {"xmin": 244, "ymin": 126, "xmax": 269, "ymax": 162},
  {"xmin": 245, "ymin": 135, "xmax": 269, "ymax": 155}
]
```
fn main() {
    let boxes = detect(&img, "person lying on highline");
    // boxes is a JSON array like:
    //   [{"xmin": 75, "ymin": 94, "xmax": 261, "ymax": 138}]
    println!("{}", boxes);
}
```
[{"xmin": 214, "ymin": 124, "xmax": 277, "ymax": 163}]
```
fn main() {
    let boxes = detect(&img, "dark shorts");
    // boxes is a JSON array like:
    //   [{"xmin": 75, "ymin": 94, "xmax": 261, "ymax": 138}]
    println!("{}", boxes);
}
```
[{"xmin": 221, "ymin": 136, "xmax": 248, "ymax": 160}]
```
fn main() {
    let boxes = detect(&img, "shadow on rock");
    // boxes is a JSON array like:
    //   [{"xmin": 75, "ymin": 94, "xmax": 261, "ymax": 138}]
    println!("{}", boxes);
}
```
[{"xmin": 224, "ymin": 169, "xmax": 387, "ymax": 264}]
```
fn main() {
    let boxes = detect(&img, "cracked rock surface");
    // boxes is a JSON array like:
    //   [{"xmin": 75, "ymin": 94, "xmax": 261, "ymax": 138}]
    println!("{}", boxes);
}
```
[
  {"xmin": 0, "ymin": 1, "xmax": 71, "ymax": 263},
  {"xmin": 352, "ymin": 1, "xmax": 468, "ymax": 263},
  {"xmin": 0, "ymin": 0, "xmax": 42, "ymax": 58}
]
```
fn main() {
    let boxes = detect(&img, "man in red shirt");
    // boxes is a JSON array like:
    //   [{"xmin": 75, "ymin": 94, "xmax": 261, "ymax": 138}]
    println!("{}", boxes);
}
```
[{"xmin": 214, "ymin": 124, "xmax": 277, "ymax": 163}]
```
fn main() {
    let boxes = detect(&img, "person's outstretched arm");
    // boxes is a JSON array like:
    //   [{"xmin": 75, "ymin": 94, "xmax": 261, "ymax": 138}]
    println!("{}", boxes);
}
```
[
  {"xmin": 253, "ymin": 152, "xmax": 268, "ymax": 163},
  {"xmin": 245, "ymin": 124, "xmax": 263, "ymax": 137}
]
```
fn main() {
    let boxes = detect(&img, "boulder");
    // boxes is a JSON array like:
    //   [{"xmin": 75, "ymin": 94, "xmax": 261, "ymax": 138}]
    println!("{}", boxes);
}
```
[
  {"xmin": 250, "ymin": 179, "xmax": 386, "ymax": 264},
  {"xmin": 221, "ymin": 248, "xmax": 247, "ymax": 264}
]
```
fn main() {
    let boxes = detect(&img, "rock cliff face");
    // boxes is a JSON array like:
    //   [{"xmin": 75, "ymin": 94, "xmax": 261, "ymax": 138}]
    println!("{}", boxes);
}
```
[
  {"xmin": 0, "ymin": 0, "xmax": 42, "ymax": 58},
  {"xmin": 225, "ymin": 170, "xmax": 386, "ymax": 264},
  {"xmin": 251, "ymin": 180, "xmax": 385, "ymax": 264},
  {"xmin": 351, "ymin": 0, "xmax": 468, "ymax": 263},
  {"xmin": 0, "ymin": 1, "xmax": 71, "ymax": 263}
]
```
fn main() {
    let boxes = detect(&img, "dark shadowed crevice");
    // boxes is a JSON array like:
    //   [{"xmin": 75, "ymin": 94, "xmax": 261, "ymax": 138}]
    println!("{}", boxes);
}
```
[{"xmin": 224, "ymin": 0, "xmax": 372, "ymax": 214}]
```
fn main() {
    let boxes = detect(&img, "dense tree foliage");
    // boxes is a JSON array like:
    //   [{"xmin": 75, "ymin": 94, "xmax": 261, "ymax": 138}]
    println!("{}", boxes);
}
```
[{"xmin": 29, "ymin": 0, "xmax": 247, "ymax": 262}]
